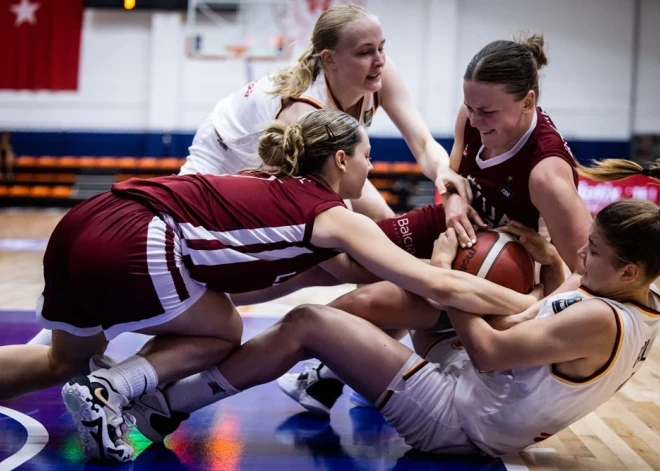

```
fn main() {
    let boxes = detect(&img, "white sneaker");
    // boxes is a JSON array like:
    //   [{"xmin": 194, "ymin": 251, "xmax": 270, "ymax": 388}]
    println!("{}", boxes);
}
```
[
  {"xmin": 348, "ymin": 389, "xmax": 374, "ymax": 408},
  {"xmin": 124, "ymin": 388, "xmax": 189, "ymax": 444},
  {"xmin": 62, "ymin": 373, "xmax": 134, "ymax": 463},
  {"xmin": 277, "ymin": 363, "xmax": 344, "ymax": 417},
  {"xmin": 88, "ymin": 353, "xmax": 117, "ymax": 373}
]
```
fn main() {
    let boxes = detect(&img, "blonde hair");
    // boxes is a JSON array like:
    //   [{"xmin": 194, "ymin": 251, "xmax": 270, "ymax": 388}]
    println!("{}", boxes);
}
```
[
  {"xmin": 579, "ymin": 158, "xmax": 660, "ymax": 280},
  {"xmin": 577, "ymin": 158, "xmax": 660, "ymax": 182},
  {"xmin": 464, "ymin": 33, "xmax": 548, "ymax": 101},
  {"xmin": 270, "ymin": 4, "xmax": 371, "ymax": 100},
  {"xmin": 257, "ymin": 109, "xmax": 363, "ymax": 177}
]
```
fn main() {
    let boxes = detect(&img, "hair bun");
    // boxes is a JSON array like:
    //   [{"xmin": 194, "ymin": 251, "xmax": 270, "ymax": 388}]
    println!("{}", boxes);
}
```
[
  {"xmin": 258, "ymin": 122, "xmax": 305, "ymax": 175},
  {"xmin": 518, "ymin": 33, "xmax": 548, "ymax": 69}
]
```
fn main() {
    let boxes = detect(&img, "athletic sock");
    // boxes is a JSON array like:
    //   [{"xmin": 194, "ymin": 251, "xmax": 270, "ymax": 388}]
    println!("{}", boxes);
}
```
[
  {"xmin": 164, "ymin": 367, "xmax": 239, "ymax": 414},
  {"xmin": 92, "ymin": 355, "xmax": 158, "ymax": 400}
]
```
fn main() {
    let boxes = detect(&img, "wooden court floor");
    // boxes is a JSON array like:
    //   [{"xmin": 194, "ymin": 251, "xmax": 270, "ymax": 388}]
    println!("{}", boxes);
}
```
[{"xmin": 1, "ymin": 208, "xmax": 660, "ymax": 471}]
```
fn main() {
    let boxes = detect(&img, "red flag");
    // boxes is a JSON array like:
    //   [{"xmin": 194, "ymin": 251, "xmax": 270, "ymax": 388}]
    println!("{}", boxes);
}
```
[{"xmin": 0, "ymin": 0, "xmax": 83, "ymax": 90}]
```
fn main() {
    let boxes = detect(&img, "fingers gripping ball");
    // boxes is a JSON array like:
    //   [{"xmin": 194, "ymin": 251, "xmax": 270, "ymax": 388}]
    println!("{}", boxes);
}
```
[{"xmin": 451, "ymin": 230, "xmax": 534, "ymax": 294}]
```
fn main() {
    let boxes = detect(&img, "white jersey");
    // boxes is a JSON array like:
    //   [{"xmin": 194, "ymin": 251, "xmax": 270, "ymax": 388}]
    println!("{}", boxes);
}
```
[
  {"xmin": 454, "ymin": 285, "xmax": 660, "ymax": 456},
  {"xmin": 190, "ymin": 72, "xmax": 379, "ymax": 176}
]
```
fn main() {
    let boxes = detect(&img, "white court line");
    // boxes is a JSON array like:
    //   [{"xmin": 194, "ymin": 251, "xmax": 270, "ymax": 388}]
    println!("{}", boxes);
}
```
[
  {"xmin": 0, "ymin": 406, "xmax": 49, "ymax": 471},
  {"xmin": 502, "ymin": 448, "xmax": 556, "ymax": 471},
  {"xmin": 501, "ymin": 454, "xmax": 530, "ymax": 471}
]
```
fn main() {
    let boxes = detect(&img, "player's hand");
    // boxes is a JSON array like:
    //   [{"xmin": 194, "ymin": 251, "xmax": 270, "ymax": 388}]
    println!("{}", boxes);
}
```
[
  {"xmin": 499, "ymin": 221, "xmax": 559, "ymax": 266},
  {"xmin": 431, "ymin": 228, "xmax": 459, "ymax": 269},
  {"xmin": 443, "ymin": 193, "xmax": 488, "ymax": 248},
  {"xmin": 435, "ymin": 164, "xmax": 473, "ymax": 202}
]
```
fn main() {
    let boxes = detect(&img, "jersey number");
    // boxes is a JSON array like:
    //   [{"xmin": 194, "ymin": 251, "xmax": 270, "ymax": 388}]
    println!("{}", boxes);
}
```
[{"xmin": 633, "ymin": 339, "xmax": 651, "ymax": 369}]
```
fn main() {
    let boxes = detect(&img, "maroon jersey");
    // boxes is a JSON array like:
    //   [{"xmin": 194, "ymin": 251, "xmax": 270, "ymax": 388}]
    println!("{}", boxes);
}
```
[
  {"xmin": 112, "ymin": 173, "xmax": 345, "ymax": 293},
  {"xmin": 459, "ymin": 107, "xmax": 577, "ymax": 230}
]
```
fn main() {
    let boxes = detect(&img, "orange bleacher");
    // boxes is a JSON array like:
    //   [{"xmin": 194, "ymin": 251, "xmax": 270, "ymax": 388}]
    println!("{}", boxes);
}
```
[{"xmin": 1, "ymin": 155, "xmax": 423, "ymax": 208}]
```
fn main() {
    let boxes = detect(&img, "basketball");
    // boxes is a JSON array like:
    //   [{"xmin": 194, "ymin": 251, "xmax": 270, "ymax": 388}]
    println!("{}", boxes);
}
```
[{"xmin": 451, "ymin": 230, "xmax": 535, "ymax": 294}]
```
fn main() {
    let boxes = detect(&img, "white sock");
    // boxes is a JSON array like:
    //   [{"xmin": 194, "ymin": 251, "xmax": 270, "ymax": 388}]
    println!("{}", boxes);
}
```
[
  {"xmin": 164, "ymin": 367, "xmax": 239, "ymax": 414},
  {"xmin": 318, "ymin": 364, "xmax": 341, "ymax": 381},
  {"xmin": 27, "ymin": 328, "xmax": 52, "ymax": 346},
  {"xmin": 92, "ymin": 355, "xmax": 158, "ymax": 400}
]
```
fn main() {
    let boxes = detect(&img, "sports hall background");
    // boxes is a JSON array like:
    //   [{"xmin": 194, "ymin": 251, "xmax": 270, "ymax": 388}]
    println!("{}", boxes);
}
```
[
  {"xmin": 1, "ymin": 0, "xmax": 659, "ymax": 211},
  {"xmin": 1, "ymin": 1, "xmax": 660, "ymax": 471}
]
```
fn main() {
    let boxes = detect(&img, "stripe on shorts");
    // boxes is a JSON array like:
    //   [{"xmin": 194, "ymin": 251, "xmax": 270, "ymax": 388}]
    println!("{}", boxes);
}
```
[
  {"xmin": 165, "ymin": 225, "xmax": 190, "ymax": 301},
  {"xmin": 403, "ymin": 360, "xmax": 428, "ymax": 381},
  {"xmin": 147, "ymin": 216, "xmax": 186, "ymax": 311}
]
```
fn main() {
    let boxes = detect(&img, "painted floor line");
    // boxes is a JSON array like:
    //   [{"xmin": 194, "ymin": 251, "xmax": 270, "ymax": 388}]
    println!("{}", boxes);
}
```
[{"xmin": 0, "ymin": 405, "xmax": 49, "ymax": 471}]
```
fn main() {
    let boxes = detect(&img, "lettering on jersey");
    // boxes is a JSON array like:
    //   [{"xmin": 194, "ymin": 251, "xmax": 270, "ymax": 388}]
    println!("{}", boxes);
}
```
[
  {"xmin": 214, "ymin": 130, "xmax": 228, "ymax": 151},
  {"xmin": 540, "ymin": 109, "xmax": 574, "ymax": 158},
  {"xmin": 498, "ymin": 176, "xmax": 514, "ymax": 200},
  {"xmin": 551, "ymin": 297, "xmax": 582, "ymax": 314},
  {"xmin": 244, "ymin": 80, "xmax": 258, "ymax": 98},
  {"xmin": 397, "ymin": 218, "xmax": 416, "ymax": 255},
  {"xmin": 451, "ymin": 339, "xmax": 463, "ymax": 349},
  {"xmin": 467, "ymin": 174, "xmax": 512, "ymax": 228},
  {"xmin": 274, "ymin": 271, "xmax": 298, "ymax": 285},
  {"xmin": 633, "ymin": 339, "xmax": 651, "ymax": 368},
  {"xmin": 363, "ymin": 108, "xmax": 374, "ymax": 127}
]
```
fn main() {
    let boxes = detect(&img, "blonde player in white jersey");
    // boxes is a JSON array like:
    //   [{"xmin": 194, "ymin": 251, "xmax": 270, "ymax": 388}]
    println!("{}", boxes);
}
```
[
  {"xmin": 25, "ymin": 3, "xmax": 471, "ymax": 349},
  {"xmin": 127, "ymin": 159, "xmax": 660, "ymax": 457},
  {"xmin": 180, "ymin": 4, "xmax": 470, "ymax": 222}
]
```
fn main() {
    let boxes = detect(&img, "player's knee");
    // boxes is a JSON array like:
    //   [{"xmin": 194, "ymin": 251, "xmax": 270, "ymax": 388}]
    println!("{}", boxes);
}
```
[
  {"xmin": 281, "ymin": 304, "xmax": 326, "ymax": 333},
  {"xmin": 224, "ymin": 309, "xmax": 243, "ymax": 346},
  {"xmin": 331, "ymin": 284, "xmax": 388, "ymax": 317}
]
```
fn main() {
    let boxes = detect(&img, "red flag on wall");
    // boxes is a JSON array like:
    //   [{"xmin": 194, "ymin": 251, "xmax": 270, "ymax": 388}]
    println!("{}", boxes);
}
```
[{"xmin": 0, "ymin": 0, "xmax": 84, "ymax": 91}]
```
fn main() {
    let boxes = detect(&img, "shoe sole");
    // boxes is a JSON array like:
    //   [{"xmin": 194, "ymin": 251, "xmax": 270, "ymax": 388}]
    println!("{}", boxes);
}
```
[
  {"xmin": 62, "ymin": 380, "xmax": 134, "ymax": 463},
  {"xmin": 125, "ymin": 397, "xmax": 166, "ymax": 444},
  {"xmin": 277, "ymin": 375, "xmax": 330, "ymax": 417}
]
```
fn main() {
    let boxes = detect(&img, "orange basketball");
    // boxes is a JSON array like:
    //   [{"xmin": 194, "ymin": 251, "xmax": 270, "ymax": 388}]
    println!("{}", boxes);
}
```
[{"xmin": 451, "ymin": 230, "xmax": 535, "ymax": 294}]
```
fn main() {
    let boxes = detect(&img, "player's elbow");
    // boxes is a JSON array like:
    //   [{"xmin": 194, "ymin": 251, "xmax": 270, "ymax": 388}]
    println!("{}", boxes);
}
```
[{"xmin": 464, "ymin": 335, "xmax": 501, "ymax": 372}]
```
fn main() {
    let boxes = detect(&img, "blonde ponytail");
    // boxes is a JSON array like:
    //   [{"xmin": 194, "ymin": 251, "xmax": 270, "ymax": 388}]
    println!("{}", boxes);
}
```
[
  {"xmin": 270, "ymin": 45, "xmax": 320, "ymax": 101},
  {"xmin": 269, "ymin": 4, "xmax": 371, "ymax": 101},
  {"xmin": 577, "ymin": 158, "xmax": 660, "ymax": 182}
]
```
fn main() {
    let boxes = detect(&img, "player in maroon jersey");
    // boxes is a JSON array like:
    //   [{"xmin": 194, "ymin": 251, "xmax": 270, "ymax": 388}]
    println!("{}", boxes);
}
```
[
  {"xmin": 266, "ymin": 33, "xmax": 595, "ymax": 412},
  {"xmin": 446, "ymin": 33, "xmax": 591, "ymax": 272},
  {"xmin": 0, "ymin": 109, "xmax": 537, "ymax": 463}
]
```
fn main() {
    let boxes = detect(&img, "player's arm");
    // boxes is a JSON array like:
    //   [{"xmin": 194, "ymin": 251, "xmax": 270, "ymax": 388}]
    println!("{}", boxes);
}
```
[
  {"xmin": 230, "ymin": 265, "xmax": 340, "ymax": 306},
  {"xmin": 440, "ymin": 106, "xmax": 487, "ymax": 247},
  {"xmin": 379, "ymin": 59, "xmax": 471, "ymax": 202},
  {"xmin": 446, "ymin": 299, "xmax": 618, "ymax": 371},
  {"xmin": 448, "ymin": 105, "xmax": 468, "ymax": 172},
  {"xmin": 277, "ymin": 101, "xmax": 319, "ymax": 124},
  {"xmin": 529, "ymin": 157, "xmax": 592, "ymax": 272},
  {"xmin": 312, "ymin": 206, "xmax": 537, "ymax": 315}
]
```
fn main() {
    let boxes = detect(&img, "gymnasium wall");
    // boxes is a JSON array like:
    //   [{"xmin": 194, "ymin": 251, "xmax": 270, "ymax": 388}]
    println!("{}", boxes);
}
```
[{"xmin": 1, "ymin": 0, "xmax": 657, "ymax": 163}]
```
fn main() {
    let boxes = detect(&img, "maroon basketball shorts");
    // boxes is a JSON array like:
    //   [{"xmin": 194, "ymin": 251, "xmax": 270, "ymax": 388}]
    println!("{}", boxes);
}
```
[{"xmin": 36, "ymin": 192, "xmax": 206, "ymax": 340}]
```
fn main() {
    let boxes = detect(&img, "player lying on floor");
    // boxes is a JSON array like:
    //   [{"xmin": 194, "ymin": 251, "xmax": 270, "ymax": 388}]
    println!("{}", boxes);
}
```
[
  {"xmin": 126, "ymin": 192, "xmax": 660, "ymax": 457},
  {"xmin": 0, "ymin": 109, "xmax": 540, "ymax": 463}
]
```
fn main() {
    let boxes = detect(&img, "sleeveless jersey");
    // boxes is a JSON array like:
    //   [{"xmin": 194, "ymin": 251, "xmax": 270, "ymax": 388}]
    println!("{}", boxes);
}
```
[
  {"xmin": 112, "ymin": 173, "xmax": 345, "ymax": 293},
  {"xmin": 458, "ymin": 107, "xmax": 577, "ymax": 230},
  {"xmin": 454, "ymin": 285, "xmax": 660, "ymax": 456},
  {"xmin": 208, "ymin": 72, "xmax": 379, "ymax": 174}
]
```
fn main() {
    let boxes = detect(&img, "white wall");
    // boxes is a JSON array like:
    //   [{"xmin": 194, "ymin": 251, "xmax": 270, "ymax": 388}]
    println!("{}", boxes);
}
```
[
  {"xmin": 456, "ymin": 0, "xmax": 635, "ymax": 140},
  {"xmin": 0, "ymin": 0, "xmax": 657, "ymax": 139},
  {"xmin": 634, "ymin": 0, "xmax": 660, "ymax": 134}
]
